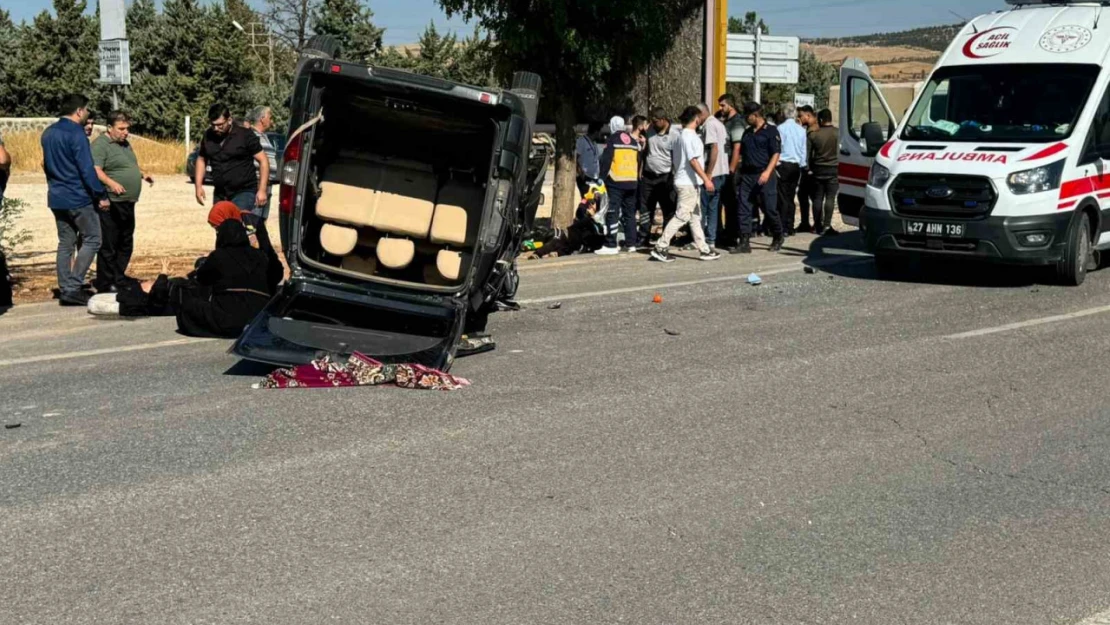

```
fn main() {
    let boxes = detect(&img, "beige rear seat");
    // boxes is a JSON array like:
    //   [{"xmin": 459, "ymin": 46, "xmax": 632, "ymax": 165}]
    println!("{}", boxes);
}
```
[
  {"xmin": 341, "ymin": 252, "xmax": 378, "ymax": 274},
  {"xmin": 431, "ymin": 181, "xmax": 484, "ymax": 246},
  {"xmin": 320, "ymin": 223, "xmax": 358, "ymax": 256},
  {"xmin": 316, "ymin": 158, "xmax": 436, "ymax": 239},
  {"xmin": 377, "ymin": 238, "xmax": 416, "ymax": 270},
  {"xmin": 436, "ymin": 250, "xmax": 463, "ymax": 281}
]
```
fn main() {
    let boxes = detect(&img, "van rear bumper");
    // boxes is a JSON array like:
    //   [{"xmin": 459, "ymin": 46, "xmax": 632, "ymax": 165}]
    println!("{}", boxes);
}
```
[{"xmin": 860, "ymin": 206, "xmax": 1072, "ymax": 265}]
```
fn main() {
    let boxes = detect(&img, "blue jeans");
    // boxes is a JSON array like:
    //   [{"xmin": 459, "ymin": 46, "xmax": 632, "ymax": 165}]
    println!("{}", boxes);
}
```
[
  {"xmin": 700, "ymin": 175, "xmax": 727, "ymax": 245},
  {"xmin": 53, "ymin": 206, "xmax": 102, "ymax": 295}
]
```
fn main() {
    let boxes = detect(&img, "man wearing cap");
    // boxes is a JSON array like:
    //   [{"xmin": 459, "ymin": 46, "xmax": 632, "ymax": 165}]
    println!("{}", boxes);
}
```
[{"xmin": 730, "ymin": 101, "xmax": 784, "ymax": 254}]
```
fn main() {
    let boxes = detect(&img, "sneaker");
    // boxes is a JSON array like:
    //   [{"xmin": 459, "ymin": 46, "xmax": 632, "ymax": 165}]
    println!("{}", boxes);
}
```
[
  {"xmin": 729, "ymin": 239, "xmax": 753, "ymax": 254},
  {"xmin": 59, "ymin": 290, "xmax": 91, "ymax": 306},
  {"xmin": 594, "ymin": 246, "xmax": 620, "ymax": 256},
  {"xmin": 769, "ymin": 237, "xmax": 785, "ymax": 253},
  {"xmin": 699, "ymin": 250, "xmax": 722, "ymax": 261},
  {"xmin": 87, "ymin": 293, "xmax": 120, "ymax": 316},
  {"xmin": 620, "ymin": 246, "xmax": 638, "ymax": 254},
  {"xmin": 649, "ymin": 248, "xmax": 676, "ymax": 263}
]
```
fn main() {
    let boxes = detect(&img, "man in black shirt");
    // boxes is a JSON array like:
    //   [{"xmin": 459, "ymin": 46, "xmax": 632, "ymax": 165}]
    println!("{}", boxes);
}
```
[
  {"xmin": 730, "ymin": 102, "xmax": 784, "ymax": 254},
  {"xmin": 194, "ymin": 103, "xmax": 269, "ymax": 213}
]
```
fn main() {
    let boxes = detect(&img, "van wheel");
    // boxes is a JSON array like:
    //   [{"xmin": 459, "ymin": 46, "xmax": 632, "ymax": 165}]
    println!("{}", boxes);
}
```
[
  {"xmin": 1056, "ymin": 212, "xmax": 1091, "ymax": 286},
  {"xmin": 874, "ymin": 252, "xmax": 907, "ymax": 281},
  {"xmin": 302, "ymin": 34, "xmax": 341, "ymax": 61}
]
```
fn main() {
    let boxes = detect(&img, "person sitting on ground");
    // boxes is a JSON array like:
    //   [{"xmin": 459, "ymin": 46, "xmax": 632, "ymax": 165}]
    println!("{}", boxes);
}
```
[{"xmin": 110, "ymin": 202, "xmax": 273, "ymax": 337}]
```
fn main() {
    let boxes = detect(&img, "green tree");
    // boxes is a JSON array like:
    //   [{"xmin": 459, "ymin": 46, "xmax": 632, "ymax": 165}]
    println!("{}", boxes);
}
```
[
  {"xmin": 0, "ymin": 10, "xmax": 23, "ymax": 115},
  {"xmin": 438, "ymin": 0, "xmax": 701, "ymax": 228},
  {"xmin": 377, "ymin": 23, "xmax": 496, "ymax": 88},
  {"xmin": 312, "ymin": 0, "xmax": 384, "ymax": 63},
  {"xmin": 10, "ymin": 0, "xmax": 104, "ymax": 118}
]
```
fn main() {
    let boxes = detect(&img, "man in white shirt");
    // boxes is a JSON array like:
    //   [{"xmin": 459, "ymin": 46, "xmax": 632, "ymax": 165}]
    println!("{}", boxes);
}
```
[
  {"xmin": 696, "ymin": 103, "xmax": 729, "ymax": 249},
  {"xmin": 776, "ymin": 104, "xmax": 808, "ymax": 236},
  {"xmin": 650, "ymin": 106, "xmax": 722, "ymax": 263}
]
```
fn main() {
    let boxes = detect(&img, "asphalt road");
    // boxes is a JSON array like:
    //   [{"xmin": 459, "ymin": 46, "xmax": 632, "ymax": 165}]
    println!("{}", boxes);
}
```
[{"xmin": 4, "ymin": 232, "xmax": 1110, "ymax": 624}]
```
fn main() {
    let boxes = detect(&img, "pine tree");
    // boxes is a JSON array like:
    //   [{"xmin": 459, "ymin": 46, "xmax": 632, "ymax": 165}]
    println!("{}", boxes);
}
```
[{"xmin": 311, "ymin": 0, "xmax": 383, "ymax": 63}]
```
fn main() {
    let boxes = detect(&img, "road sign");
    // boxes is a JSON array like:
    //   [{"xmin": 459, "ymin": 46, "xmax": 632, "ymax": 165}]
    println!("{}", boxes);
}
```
[
  {"xmin": 98, "ymin": 40, "xmax": 131, "ymax": 86},
  {"xmin": 726, "ymin": 34, "xmax": 800, "ymax": 61},
  {"xmin": 725, "ymin": 32, "xmax": 801, "ymax": 87},
  {"xmin": 795, "ymin": 93, "xmax": 816, "ymax": 109},
  {"xmin": 100, "ymin": 0, "xmax": 127, "ymax": 40}
]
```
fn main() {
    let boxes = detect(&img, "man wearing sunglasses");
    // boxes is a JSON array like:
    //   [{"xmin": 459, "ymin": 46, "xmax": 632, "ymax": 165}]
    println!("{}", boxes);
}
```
[{"xmin": 194, "ymin": 103, "xmax": 269, "ymax": 215}]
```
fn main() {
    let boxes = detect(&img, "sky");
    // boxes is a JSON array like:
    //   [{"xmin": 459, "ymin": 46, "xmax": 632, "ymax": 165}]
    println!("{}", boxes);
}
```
[{"xmin": 4, "ymin": 0, "xmax": 1010, "ymax": 45}]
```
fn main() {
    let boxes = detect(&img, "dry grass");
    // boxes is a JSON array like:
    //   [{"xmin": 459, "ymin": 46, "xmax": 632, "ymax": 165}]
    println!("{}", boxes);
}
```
[{"xmin": 5, "ymin": 130, "xmax": 187, "ymax": 175}]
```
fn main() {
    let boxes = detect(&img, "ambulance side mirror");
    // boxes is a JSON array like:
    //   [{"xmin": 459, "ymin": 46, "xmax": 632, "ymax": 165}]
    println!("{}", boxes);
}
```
[{"xmin": 861, "ymin": 122, "xmax": 885, "ymax": 158}]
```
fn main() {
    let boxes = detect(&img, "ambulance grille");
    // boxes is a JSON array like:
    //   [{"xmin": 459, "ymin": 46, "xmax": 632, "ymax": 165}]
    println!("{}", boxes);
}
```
[{"xmin": 889, "ymin": 174, "xmax": 996, "ymax": 219}]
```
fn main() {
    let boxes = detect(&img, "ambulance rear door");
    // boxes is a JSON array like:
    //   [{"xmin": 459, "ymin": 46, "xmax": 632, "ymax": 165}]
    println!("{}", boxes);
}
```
[{"xmin": 838, "ymin": 58, "xmax": 897, "ymax": 225}]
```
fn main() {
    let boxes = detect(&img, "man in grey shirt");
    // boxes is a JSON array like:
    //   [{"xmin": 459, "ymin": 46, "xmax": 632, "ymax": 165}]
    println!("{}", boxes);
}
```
[{"xmin": 637, "ymin": 107, "xmax": 681, "ymax": 245}]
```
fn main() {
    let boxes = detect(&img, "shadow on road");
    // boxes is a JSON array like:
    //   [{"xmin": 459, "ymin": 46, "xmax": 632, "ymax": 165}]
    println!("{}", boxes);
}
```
[
  {"xmin": 223, "ymin": 360, "xmax": 279, "ymax": 378},
  {"xmin": 802, "ymin": 230, "xmax": 1053, "ymax": 289}
]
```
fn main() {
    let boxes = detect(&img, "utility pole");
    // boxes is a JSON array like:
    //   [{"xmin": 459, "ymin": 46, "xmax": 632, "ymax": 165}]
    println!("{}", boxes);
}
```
[{"xmin": 235, "ymin": 20, "xmax": 275, "ymax": 88}]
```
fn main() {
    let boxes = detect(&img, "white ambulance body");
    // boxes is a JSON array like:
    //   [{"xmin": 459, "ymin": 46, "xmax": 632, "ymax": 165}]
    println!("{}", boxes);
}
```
[{"xmin": 849, "ymin": 0, "xmax": 1110, "ymax": 285}]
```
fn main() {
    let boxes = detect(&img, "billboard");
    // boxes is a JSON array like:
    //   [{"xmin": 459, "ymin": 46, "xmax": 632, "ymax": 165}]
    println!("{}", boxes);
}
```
[{"xmin": 98, "ymin": 40, "xmax": 131, "ymax": 86}]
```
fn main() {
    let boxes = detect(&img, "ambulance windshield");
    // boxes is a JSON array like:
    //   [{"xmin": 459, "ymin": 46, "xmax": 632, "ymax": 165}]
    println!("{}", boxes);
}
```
[{"xmin": 902, "ymin": 64, "xmax": 1099, "ymax": 143}]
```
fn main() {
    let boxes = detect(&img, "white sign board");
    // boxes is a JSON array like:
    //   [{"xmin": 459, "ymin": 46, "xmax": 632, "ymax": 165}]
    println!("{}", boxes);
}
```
[
  {"xmin": 99, "ymin": 0, "xmax": 127, "ymax": 40},
  {"xmin": 98, "ymin": 40, "xmax": 131, "ymax": 86},
  {"xmin": 727, "ymin": 60, "xmax": 799, "ymax": 84},
  {"xmin": 725, "ymin": 33, "xmax": 801, "ymax": 85},
  {"xmin": 794, "ymin": 93, "xmax": 816, "ymax": 109},
  {"xmin": 726, "ymin": 34, "xmax": 800, "ymax": 61}
]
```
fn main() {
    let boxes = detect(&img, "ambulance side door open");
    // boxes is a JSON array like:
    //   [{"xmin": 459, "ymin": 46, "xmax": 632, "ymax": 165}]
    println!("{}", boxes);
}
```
[{"xmin": 838, "ymin": 58, "xmax": 897, "ymax": 226}]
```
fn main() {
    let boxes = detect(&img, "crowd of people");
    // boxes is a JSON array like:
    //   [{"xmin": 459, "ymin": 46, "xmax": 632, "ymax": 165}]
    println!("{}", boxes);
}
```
[
  {"xmin": 574, "ymin": 94, "xmax": 842, "ymax": 263},
  {"xmin": 34, "ymin": 94, "xmax": 281, "ymax": 338}
]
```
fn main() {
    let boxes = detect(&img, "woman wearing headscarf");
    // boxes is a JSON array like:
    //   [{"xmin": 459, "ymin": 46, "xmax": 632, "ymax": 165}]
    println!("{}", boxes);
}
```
[
  {"xmin": 596, "ymin": 115, "xmax": 641, "ymax": 255},
  {"xmin": 121, "ymin": 202, "xmax": 274, "ymax": 337}
]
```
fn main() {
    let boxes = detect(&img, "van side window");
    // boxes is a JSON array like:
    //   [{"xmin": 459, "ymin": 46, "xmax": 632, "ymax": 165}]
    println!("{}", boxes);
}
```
[
  {"xmin": 1083, "ymin": 83, "xmax": 1110, "ymax": 162},
  {"xmin": 848, "ymin": 77, "xmax": 893, "ymax": 141}
]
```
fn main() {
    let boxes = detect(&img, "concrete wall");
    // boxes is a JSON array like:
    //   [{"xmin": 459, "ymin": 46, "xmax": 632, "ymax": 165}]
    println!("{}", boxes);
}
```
[
  {"xmin": 0, "ymin": 118, "xmax": 58, "ymax": 136},
  {"xmin": 626, "ymin": 5, "xmax": 706, "ymax": 118}
]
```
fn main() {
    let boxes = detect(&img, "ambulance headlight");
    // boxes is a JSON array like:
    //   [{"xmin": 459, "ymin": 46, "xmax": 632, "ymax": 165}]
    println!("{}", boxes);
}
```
[
  {"xmin": 868, "ymin": 163, "xmax": 892, "ymax": 188},
  {"xmin": 1007, "ymin": 160, "xmax": 1065, "ymax": 195}
]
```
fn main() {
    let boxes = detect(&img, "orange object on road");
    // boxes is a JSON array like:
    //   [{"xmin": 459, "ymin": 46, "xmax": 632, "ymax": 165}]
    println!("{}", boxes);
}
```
[{"xmin": 652, "ymin": 294, "xmax": 662, "ymax": 304}]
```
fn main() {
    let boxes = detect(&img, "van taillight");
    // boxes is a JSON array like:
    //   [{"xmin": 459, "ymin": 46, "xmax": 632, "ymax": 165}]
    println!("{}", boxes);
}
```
[{"xmin": 279, "ymin": 133, "xmax": 303, "ymax": 215}]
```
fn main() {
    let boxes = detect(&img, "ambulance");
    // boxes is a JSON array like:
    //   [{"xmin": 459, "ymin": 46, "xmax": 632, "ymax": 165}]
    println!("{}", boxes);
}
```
[{"xmin": 846, "ymin": 0, "xmax": 1110, "ymax": 285}]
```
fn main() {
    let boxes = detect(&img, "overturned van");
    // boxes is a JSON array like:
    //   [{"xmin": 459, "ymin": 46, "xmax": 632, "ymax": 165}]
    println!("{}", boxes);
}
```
[{"xmin": 232, "ymin": 36, "xmax": 550, "ymax": 370}]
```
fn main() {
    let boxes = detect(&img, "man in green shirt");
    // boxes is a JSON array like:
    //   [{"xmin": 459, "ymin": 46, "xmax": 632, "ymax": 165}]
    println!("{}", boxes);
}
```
[{"xmin": 91, "ymin": 110, "xmax": 153, "ymax": 292}]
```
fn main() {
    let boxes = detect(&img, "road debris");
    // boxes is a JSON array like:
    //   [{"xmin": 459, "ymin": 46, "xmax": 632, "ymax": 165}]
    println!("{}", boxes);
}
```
[
  {"xmin": 804, "ymin": 266, "xmax": 817, "ymax": 274},
  {"xmin": 747, "ymin": 273, "xmax": 762, "ymax": 286},
  {"xmin": 664, "ymin": 328, "xmax": 681, "ymax": 336},
  {"xmin": 652, "ymin": 294, "xmax": 663, "ymax": 304},
  {"xmin": 547, "ymin": 302, "xmax": 563, "ymax": 310},
  {"xmin": 5, "ymin": 423, "xmax": 22, "ymax": 430}
]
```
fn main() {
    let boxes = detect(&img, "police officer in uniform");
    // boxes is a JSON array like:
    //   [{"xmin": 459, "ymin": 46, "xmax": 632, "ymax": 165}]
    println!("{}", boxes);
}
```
[{"xmin": 730, "ymin": 102, "xmax": 785, "ymax": 254}]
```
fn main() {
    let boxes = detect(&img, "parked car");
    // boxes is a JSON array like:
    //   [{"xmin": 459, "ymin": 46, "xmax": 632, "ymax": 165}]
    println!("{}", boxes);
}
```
[
  {"xmin": 231, "ymin": 35, "xmax": 550, "ymax": 371},
  {"xmin": 186, "ymin": 132, "xmax": 286, "ymax": 185}
]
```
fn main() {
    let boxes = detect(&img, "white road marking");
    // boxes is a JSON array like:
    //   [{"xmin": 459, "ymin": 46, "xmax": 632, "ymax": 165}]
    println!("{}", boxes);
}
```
[
  {"xmin": 1075, "ymin": 608, "xmax": 1110, "ymax": 625},
  {"xmin": 943, "ymin": 304, "xmax": 1110, "ymax": 339},
  {"xmin": 0, "ymin": 337, "xmax": 215, "ymax": 367},
  {"xmin": 519, "ymin": 259, "xmax": 862, "ymax": 305}
]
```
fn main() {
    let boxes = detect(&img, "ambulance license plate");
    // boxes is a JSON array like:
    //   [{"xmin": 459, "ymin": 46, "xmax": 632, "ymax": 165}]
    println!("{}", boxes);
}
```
[{"xmin": 905, "ymin": 221, "xmax": 964, "ymax": 238}]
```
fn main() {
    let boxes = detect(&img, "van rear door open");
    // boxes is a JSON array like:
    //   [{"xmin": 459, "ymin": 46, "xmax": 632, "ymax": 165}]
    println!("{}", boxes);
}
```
[{"xmin": 838, "ymin": 58, "xmax": 898, "ymax": 225}]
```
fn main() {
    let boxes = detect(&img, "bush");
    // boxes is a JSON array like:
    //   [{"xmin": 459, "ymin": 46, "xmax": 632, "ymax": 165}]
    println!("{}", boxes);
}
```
[{"xmin": 0, "ymin": 195, "xmax": 32, "ymax": 258}]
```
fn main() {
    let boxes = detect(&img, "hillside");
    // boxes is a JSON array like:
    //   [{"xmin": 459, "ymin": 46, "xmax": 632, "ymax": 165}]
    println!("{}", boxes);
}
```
[
  {"xmin": 807, "ymin": 23, "xmax": 964, "ymax": 52},
  {"xmin": 804, "ymin": 43, "xmax": 938, "ymax": 82}
]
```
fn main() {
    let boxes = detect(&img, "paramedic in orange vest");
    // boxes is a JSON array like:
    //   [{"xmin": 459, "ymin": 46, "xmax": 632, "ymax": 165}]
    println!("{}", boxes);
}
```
[{"xmin": 596, "ymin": 116, "xmax": 642, "ymax": 255}]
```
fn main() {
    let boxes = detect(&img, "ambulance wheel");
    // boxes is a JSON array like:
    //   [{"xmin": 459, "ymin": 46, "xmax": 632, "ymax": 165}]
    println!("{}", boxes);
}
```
[{"xmin": 1056, "ymin": 212, "xmax": 1090, "ymax": 286}]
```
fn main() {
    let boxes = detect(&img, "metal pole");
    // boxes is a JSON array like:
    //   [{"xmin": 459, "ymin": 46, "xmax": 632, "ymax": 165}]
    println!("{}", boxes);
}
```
[
  {"xmin": 754, "ymin": 25, "xmax": 762, "ymax": 104},
  {"xmin": 185, "ymin": 115, "xmax": 191, "ymax": 162},
  {"xmin": 268, "ymin": 29, "xmax": 275, "ymax": 88},
  {"xmin": 111, "ymin": 86, "xmax": 119, "ymax": 110}
]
